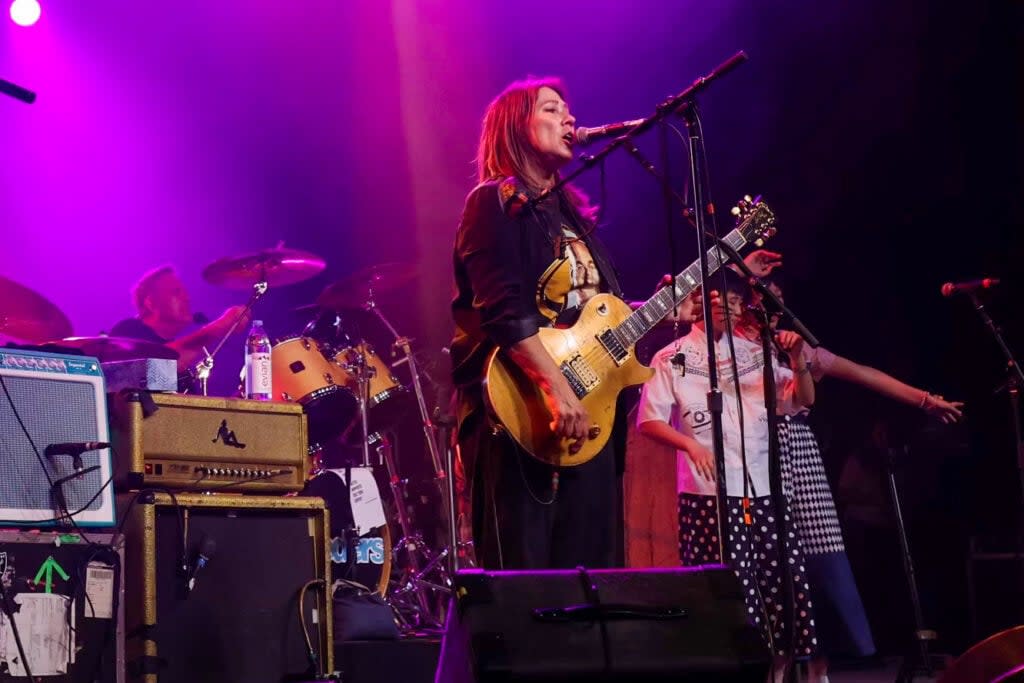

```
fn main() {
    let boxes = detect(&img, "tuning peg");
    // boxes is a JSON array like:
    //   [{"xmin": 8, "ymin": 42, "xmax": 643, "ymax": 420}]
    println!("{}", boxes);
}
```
[
  {"xmin": 731, "ymin": 206, "xmax": 741, "ymax": 216},
  {"xmin": 743, "ymin": 194, "xmax": 753, "ymax": 203}
]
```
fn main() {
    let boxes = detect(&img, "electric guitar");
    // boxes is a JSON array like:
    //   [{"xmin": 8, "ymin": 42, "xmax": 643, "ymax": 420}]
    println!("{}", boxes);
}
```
[{"xmin": 483, "ymin": 197, "xmax": 777, "ymax": 467}]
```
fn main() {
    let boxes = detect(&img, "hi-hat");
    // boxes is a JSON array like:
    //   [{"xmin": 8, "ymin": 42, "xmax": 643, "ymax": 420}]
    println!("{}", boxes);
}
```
[
  {"xmin": 316, "ymin": 262, "xmax": 417, "ymax": 310},
  {"xmin": 49, "ymin": 336, "xmax": 180, "ymax": 362},
  {"xmin": 0, "ymin": 275, "xmax": 73, "ymax": 344},
  {"xmin": 202, "ymin": 246, "xmax": 326, "ymax": 290}
]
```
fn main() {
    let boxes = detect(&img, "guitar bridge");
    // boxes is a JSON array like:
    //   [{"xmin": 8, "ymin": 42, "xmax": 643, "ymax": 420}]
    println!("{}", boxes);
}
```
[
  {"xmin": 597, "ymin": 329, "xmax": 630, "ymax": 366},
  {"xmin": 561, "ymin": 355, "xmax": 599, "ymax": 398}
]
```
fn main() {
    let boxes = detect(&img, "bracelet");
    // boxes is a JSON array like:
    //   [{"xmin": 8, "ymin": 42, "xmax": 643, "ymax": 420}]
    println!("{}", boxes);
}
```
[
  {"xmin": 795, "ymin": 365, "xmax": 811, "ymax": 376},
  {"xmin": 919, "ymin": 392, "xmax": 932, "ymax": 408}
]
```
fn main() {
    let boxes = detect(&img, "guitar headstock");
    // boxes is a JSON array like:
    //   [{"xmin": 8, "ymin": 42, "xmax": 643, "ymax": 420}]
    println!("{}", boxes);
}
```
[{"xmin": 731, "ymin": 195, "xmax": 776, "ymax": 246}]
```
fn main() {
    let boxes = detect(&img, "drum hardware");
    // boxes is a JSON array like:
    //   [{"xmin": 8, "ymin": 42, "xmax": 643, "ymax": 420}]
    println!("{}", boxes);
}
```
[
  {"xmin": 349, "ymin": 341, "xmax": 375, "ymax": 468},
  {"xmin": 314, "ymin": 262, "xmax": 456, "ymax": 627},
  {"xmin": 374, "ymin": 433, "xmax": 450, "ymax": 631},
  {"xmin": 193, "ymin": 279, "xmax": 267, "ymax": 396}
]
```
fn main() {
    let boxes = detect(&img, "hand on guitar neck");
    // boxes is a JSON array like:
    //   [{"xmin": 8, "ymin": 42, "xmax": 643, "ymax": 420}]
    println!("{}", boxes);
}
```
[{"xmin": 505, "ymin": 334, "xmax": 591, "ymax": 455}]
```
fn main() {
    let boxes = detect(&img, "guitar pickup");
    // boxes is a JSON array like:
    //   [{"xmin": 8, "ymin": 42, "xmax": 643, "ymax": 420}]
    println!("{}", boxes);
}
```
[
  {"xmin": 561, "ymin": 355, "xmax": 599, "ymax": 398},
  {"xmin": 597, "ymin": 329, "xmax": 630, "ymax": 366}
]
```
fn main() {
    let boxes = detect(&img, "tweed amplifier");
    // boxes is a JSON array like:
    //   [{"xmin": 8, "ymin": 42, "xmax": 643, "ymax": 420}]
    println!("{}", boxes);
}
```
[{"xmin": 109, "ymin": 392, "xmax": 308, "ymax": 493}]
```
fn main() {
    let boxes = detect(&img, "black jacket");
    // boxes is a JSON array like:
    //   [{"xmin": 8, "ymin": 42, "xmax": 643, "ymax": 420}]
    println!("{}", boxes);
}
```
[{"xmin": 450, "ymin": 178, "xmax": 621, "ymax": 390}]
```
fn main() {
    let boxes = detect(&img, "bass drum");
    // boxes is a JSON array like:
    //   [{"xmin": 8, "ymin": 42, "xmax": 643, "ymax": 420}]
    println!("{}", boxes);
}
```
[
  {"xmin": 299, "ymin": 467, "xmax": 392, "ymax": 596},
  {"xmin": 271, "ymin": 337, "xmax": 357, "ymax": 447}
]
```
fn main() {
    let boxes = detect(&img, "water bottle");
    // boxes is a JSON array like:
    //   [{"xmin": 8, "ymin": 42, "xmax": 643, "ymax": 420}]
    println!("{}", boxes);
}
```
[{"xmin": 244, "ymin": 320, "xmax": 273, "ymax": 400}]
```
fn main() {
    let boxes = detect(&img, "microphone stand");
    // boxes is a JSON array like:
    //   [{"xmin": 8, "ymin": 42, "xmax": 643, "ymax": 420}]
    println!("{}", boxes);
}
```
[
  {"xmin": 618, "ymin": 134, "xmax": 822, "ymax": 677},
  {"xmin": 524, "ymin": 51, "xmax": 748, "ymax": 213},
  {"xmin": 556, "ymin": 51, "xmax": 747, "ymax": 566},
  {"xmin": 0, "ymin": 77, "xmax": 36, "ymax": 104},
  {"xmin": 965, "ymin": 292, "xmax": 1024, "ymax": 548}
]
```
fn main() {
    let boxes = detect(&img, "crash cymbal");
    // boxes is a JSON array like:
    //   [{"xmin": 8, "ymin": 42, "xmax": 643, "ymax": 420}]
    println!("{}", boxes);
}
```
[
  {"xmin": 50, "ymin": 336, "xmax": 179, "ymax": 362},
  {"xmin": 316, "ymin": 262, "xmax": 418, "ymax": 310},
  {"xmin": 202, "ymin": 246, "xmax": 326, "ymax": 290},
  {"xmin": 0, "ymin": 275, "xmax": 73, "ymax": 344}
]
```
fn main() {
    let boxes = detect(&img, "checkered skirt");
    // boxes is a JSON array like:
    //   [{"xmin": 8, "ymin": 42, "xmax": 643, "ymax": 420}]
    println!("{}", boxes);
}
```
[{"xmin": 778, "ymin": 417, "xmax": 845, "ymax": 556}]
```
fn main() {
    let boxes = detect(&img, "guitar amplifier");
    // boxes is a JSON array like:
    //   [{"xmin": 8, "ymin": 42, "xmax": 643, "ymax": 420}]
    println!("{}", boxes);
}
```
[
  {"xmin": 0, "ymin": 348, "xmax": 116, "ymax": 525},
  {"xmin": 109, "ymin": 392, "xmax": 308, "ymax": 493}
]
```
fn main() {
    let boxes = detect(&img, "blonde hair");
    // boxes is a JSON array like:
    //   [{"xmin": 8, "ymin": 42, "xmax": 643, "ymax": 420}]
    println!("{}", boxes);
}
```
[
  {"xmin": 131, "ymin": 265, "xmax": 176, "ymax": 314},
  {"xmin": 477, "ymin": 77, "xmax": 597, "ymax": 225}
]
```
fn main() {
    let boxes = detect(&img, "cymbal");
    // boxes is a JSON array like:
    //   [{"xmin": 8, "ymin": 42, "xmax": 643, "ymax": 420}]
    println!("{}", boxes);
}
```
[
  {"xmin": 202, "ymin": 246, "xmax": 326, "ymax": 290},
  {"xmin": 0, "ymin": 275, "xmax": 73, "ymax": 344},
  {"xmin": 316, "ymin": 262, "xmax": 418, "ymax": 310},
  {"xmin": 50, "ymin": 336, "xmax": 179, "ymax": 362}
]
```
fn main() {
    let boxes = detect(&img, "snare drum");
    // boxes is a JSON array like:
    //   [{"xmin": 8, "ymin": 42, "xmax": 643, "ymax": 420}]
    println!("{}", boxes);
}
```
[
  {"xmin": 272, "ymin": 337, "xmax": 356, "ymax": 444},
  {"xmin": 335, "ymin": 343, "xmax": 411, "ymax": 432}
]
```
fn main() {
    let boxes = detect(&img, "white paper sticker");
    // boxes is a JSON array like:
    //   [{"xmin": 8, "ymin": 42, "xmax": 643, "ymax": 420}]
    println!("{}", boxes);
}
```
[
  {"xmin": 0, "ymin": 593, "xmax": 74, "ymax": 676},
  {"xmin": 85, "ymin": 563, "xmax": 115, "ymax": 619},
  {"xmin": 327, "ymin": 467, "xmax": 387, "ymax": 535}
]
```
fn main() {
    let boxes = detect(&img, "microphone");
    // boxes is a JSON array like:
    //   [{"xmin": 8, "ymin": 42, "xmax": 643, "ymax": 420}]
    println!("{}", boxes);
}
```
[
  {"xmin": 941, "ymin": 278, "xmax": 1000, "ymax": 297},
  {"xmin": 574, "ymin": 118, "xmax": 647, "ymax": 146},
  {"xmin": 187, "ymin": 535, "xmax": 217, "ymax": 593},
  {"xmin": 192, "ymin": 311, "xmax": 210, "ymax": 324},
  {"xmin": 44, "ymin": 441, "xmax": 110, "ymax": 457}
]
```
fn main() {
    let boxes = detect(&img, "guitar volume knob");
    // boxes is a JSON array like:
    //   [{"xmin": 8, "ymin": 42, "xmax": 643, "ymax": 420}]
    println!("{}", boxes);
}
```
[{"xmin": 588, "ymin": 426, "xmax": 601, "ymax": 440}]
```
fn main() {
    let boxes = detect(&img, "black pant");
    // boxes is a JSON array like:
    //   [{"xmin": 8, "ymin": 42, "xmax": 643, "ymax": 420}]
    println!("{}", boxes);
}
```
[{"xmin": 461, "ymin": 413, "xmax": 618, "ymax": 569}]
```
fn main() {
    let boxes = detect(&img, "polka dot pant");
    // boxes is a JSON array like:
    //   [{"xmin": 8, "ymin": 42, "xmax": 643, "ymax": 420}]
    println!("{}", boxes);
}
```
[{"xmin": 678, "ymin": 492, "xmax": 818, "ymax": 658}]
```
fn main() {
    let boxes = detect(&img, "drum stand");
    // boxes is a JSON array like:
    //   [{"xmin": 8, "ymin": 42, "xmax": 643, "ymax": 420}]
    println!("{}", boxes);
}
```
[
  {"xmin": 355, "ymin": 290, "xmax": 454, "ymax": 629},
  {"xmin": 193, "ymin": 279, "xmax": 268, "ymax": 396},
  {"xmin": 375, "ymin": 434, "xmax": 450, "ymax": 631}
]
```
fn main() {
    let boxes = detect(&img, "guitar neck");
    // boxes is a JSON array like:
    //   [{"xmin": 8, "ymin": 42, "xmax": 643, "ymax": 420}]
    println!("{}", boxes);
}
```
[{"xmin": 615, "ymin": 229, "xmax": 750, "ymax": 347}]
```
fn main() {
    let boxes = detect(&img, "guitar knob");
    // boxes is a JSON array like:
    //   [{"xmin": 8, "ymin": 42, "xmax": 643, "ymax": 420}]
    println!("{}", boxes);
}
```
[{"xmin": 588, "ymin": 426, "xmax": 601, "ymax": 440}]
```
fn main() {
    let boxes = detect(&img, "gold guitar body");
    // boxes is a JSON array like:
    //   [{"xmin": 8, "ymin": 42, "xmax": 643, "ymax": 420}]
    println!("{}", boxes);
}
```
[{"xmin": 483, "ymin": 293, "xmax": 654, "ymax": 468}]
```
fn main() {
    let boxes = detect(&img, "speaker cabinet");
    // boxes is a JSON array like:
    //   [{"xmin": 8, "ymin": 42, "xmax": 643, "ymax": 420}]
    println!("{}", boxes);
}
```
[
  {"xmin": 120, "ymin": 493, "xmax": 332, "ymax": 682},
  {"xmin": 0, "ymin": 349, "xmax": 114, "ymax": 525},
  {"xmin": 436, "ymin": 565, "xmax": 769, "ymax": 682}
]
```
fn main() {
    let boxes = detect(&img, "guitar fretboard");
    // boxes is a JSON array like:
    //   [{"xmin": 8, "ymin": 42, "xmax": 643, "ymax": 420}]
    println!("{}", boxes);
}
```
[{"xmin": 615, "ymin": 229, "xmax": 749, "ymax": 348}]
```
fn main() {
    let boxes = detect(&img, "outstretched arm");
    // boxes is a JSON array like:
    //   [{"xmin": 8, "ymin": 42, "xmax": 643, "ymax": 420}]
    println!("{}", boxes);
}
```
[{"xmin": 825, "ymin": 354, "xmax": 964, "ymax": 423}]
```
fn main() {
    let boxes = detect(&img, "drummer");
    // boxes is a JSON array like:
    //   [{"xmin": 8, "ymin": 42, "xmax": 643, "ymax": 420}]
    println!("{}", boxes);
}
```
[{"xmin": 110, "ymin": 265, "xmax": 250, "ymax": 377}]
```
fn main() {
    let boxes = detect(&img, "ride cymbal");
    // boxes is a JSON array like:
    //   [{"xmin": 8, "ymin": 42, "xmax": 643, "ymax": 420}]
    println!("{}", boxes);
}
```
[
  {"xmin": 316, "ymin": 262, "xmax": 418, "ymax": 310},
  {"xmin": 202, "ymin": 246, "xmax": 326, "ymax": 290}
]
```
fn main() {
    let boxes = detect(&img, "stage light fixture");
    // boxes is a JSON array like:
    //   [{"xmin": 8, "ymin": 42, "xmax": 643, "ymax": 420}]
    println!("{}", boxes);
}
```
[{"xmin": 10, "ymin": 0, "xmax": 41, "ymax": 27}]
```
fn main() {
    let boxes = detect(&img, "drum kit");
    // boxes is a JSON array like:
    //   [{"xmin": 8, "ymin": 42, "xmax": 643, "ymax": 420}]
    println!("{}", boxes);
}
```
[{"xmin": 0, "ymin": 245, "xmax": 458, "ymax": 632}]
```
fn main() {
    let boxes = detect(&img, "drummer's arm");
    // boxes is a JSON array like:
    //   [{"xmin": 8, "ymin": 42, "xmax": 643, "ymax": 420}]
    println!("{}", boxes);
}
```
[{"xmin": 170, "ymin": 306, "xmax": 252, "ymax": 373}]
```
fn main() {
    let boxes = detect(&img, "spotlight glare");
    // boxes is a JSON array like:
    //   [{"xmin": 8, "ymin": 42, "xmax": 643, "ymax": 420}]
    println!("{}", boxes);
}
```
[{"xmin": 10, "ymin": 0, "xmax": 41, "ymax": 27}]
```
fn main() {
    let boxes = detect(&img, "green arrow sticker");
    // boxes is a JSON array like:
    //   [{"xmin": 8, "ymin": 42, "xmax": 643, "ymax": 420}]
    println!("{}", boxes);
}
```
[{"xmin": 33, "ymin": 556, "xmax": 70, "ymax": 594}]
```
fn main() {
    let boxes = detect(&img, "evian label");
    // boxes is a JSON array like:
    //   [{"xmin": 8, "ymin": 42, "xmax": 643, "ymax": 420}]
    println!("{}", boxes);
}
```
[{"xmin": 245, "ymin": 352, "xmax": 272, "ymax": 397}]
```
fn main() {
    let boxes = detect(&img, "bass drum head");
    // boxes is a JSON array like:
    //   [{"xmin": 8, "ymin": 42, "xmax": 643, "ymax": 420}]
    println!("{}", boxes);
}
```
[{"xmin": 299, "ymin": 467, "xmax": 392, "ymax": 596}]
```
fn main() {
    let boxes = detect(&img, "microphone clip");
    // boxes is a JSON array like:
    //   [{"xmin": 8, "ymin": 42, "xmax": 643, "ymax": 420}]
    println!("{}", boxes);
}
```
[{"xmin": 670, "ymin": 351, "xmax": 686, "ymax": 376}]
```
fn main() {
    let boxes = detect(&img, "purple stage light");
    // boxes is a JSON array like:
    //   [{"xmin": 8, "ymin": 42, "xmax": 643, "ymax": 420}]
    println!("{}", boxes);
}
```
[{"xmin": 9, "ymin": 0, "xmax": 40, "ymax": 27}]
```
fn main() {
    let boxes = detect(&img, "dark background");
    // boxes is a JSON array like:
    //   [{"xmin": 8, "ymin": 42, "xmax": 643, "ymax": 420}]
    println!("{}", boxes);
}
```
[{"xmin": 2, "ymin": 0, "xmax": 1021, "ymax": 657}]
